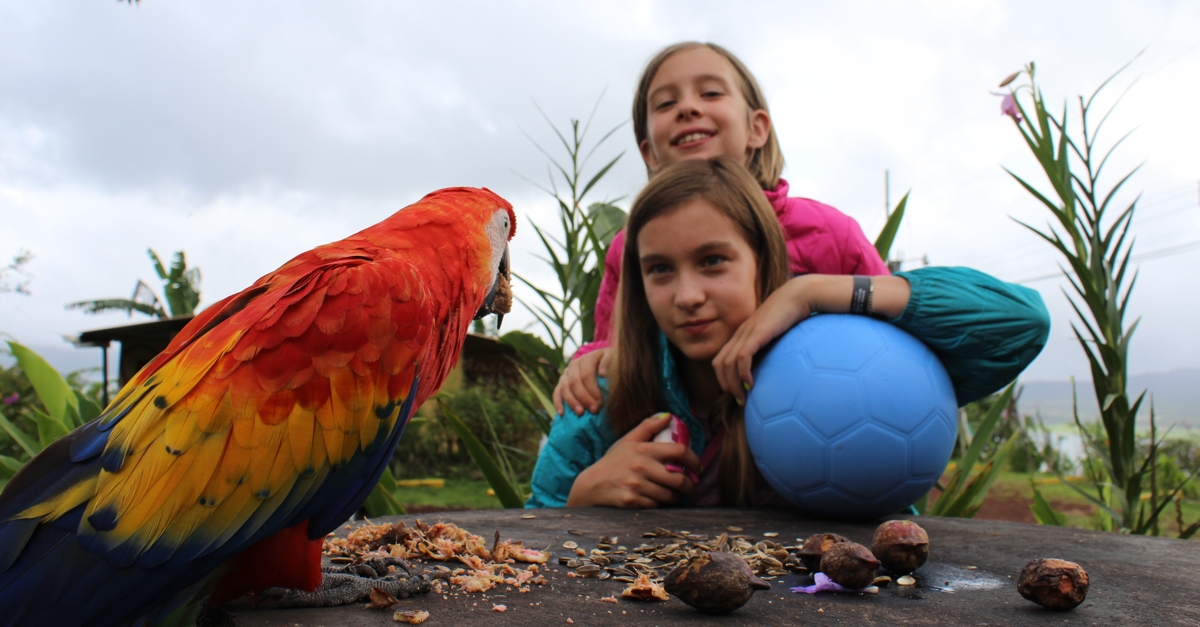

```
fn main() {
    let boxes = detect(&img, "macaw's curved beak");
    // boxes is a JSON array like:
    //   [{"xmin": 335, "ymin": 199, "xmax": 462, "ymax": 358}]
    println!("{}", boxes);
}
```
[{"xmin": 475, "ymin": 243, "xmax": 511, "ymax": 329}]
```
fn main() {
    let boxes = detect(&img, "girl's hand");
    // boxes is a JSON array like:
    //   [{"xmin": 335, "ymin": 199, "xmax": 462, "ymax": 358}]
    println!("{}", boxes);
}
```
[
  {"xmin": 566, "ymin": 413, "xmax": 702, "ymax": 508},
  {"xmin": 553, "ymin": 347, "xmax": 612, "ymax": 416},
  {"xmin": 713, "ymin": 274, "xmax": 911, "ymax": 403},
  {"xmin": 712, "ymin": 275, "xmax": 817, "ymax": 403}
]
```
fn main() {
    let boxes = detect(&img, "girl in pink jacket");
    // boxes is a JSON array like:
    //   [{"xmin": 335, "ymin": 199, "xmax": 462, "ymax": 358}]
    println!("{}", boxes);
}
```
[{"xmin": 555, "ymin": 41, "xmax": 888, "ymax": 417}]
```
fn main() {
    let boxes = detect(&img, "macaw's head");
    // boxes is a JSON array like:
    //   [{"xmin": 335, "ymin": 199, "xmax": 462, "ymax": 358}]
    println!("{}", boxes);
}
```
[
  {"xmin": 398, "ymin": 186, "xmax": 516, "ymax": 328},
  {"xmin": 472, "ymin": 189, "xmax": 516, "ymax": 328}
]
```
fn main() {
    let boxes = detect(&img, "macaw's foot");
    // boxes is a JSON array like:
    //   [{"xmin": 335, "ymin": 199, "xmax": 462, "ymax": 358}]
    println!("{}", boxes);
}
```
[{"xmin": 260, "ymin": 557, "xmax": 433, "ymax": 608}]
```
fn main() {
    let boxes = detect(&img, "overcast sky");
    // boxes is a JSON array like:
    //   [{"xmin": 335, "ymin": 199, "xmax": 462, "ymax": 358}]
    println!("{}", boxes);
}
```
[{"xmin": 2, "ymin": 1, "xmax": 1198, "ymax": 388}]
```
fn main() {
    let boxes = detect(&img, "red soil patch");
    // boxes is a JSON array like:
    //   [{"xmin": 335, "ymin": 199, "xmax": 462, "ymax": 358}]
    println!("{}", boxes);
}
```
[{"xmin": 928, "ymin": 484, "xmax": 1094, "ymax": 524}]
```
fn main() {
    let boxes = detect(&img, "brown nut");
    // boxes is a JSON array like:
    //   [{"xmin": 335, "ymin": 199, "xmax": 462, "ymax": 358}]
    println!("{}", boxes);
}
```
[
  {"xmin": 798, "ymin": 533, "xmax": 849, "ymax": 573},
  {"xmin": 663, "ymin": 551, "xmax": 771, "ymax": 615},
  {"xmin": 820, "ymin": 542, "xmax": 881, "ymax": 590},
  {"xmin": 871, "ymin": 520, "xmax": 929, "ymax": 575},
  {"xmin": 1017, "ymin": 558, "xmax": 1089, "ymax": 611}
]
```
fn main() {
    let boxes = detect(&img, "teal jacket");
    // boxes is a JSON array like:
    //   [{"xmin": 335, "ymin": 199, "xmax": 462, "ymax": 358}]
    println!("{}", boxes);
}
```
[{"xmin": 525, "ymin": 267, "xmax": 1050, "ymax": 508}]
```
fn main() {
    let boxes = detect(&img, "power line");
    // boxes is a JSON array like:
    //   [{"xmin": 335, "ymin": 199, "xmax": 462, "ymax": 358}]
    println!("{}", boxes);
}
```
[
  {"xmin": 1013, "ymin": 237, "xmax": 1200, "ymax": 284},
  {"xmin": 951, "ymin": 194, "xmax": 1198, "ymax": 269}
]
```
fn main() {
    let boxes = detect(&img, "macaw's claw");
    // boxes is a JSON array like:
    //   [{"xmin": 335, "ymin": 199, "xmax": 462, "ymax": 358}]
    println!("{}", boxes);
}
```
[{"xmin": 260, "ymin": 557, "xmax": 433, "ymax": 608}]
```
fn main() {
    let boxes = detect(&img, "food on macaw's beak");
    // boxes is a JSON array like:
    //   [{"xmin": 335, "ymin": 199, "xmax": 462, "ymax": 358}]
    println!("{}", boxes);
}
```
[
  {"xmin": 798, "ymin": 533, "xmax": 849, "ymax": 573},
  {"xmin": 1017, "ymin": 558, "xmax": 1089, "ymax": 611},
  {"xmin": 663, "ymin": 551, "xmax": 771, "ymax": 615},
  {"xmin": 871, "ymin": 520, "xmax": 929, "ymax": 575},
  {"xmin": 820, "ymin": 542, "xmax": 881, "ymax": 590},
  {"xmin": 493, "ymin": 273, "xmax": 512, "ymax": 315}
]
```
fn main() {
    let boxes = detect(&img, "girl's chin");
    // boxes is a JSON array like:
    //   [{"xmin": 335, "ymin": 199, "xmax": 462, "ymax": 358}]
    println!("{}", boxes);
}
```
[{"xmin": 671, "ymin": 340, "xmax": 722, "ymax": 363}]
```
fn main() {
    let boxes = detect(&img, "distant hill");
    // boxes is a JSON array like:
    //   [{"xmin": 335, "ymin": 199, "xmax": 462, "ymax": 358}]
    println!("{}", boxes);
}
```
[{"xmin": 1016, "ymin": 368, "xmax": 1200, "ymax": 428}]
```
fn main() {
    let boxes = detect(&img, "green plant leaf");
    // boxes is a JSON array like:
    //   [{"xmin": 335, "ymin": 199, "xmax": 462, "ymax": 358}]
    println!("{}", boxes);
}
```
[
  {"xmin": 438, "ymin": 398, "xmax": 524, "ymax": 508},
  {"xmin": 587, "ymin": 202, "xmax": 628, "ymax": 247},
  {"xmin": 30, "ymin": 407, "xmax": 69, "ymax": 447},
  {"xmin": 0, "ymin": 454, "xmax": 24, "ymax": 480},
  {"xmin": 6, "ymin": 341, "xmax": 78, "ymax": 426},
  {"xmin": 362, "ymin": 467, "xmax": 407, "ymax": 517},
  {"xmin": 1029, "ymin": 479, "xmax": 1067, "ymax": 526},
  {"xmin": 512, "ymin": 363, "xmax": 556, "ymax": 425},
  {"xmin": 74, "ymin": 390, "xmax": 102, "ymax": 426},
  {"xmin": 500, "ymin": 331, "xmax": 561, "ymax": 368},
  {"xmin": 873, "ymin": 191, "xmax": 909, "ymax": 260},
  {"xmin": 0, "ymin": 413, "xmax": 41, "ymax": 457}
]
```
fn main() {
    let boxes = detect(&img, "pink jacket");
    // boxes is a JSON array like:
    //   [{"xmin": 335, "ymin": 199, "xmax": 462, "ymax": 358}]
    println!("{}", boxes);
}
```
[{"xmin": 579, "ymin": 179, "xmax": 889, "ymax": 355}]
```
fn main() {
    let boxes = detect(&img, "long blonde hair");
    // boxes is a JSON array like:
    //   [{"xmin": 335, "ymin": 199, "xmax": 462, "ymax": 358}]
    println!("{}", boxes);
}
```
[
  {"xmin": 632, "ymin": 42, "xmax": 784, "ymax": 191},
  {"xmin": 607, "ymin": 157, "xmax": 790, "ymax": 505}
]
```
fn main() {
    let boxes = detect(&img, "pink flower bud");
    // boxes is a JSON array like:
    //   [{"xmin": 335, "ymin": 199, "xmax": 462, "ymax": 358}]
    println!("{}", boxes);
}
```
[{"xmin": 1001, "ymin": 93, "xmax": 1022, "ymax": 122}]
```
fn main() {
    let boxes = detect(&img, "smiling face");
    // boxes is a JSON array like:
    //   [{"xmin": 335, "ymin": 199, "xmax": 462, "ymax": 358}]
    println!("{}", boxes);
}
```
[
  {"xmin": 638, "ymin": 197, "xmax": 760, "ymax": 362},
  {"xmin": 639, "ymin": 46, "xmax": 771, "ymax": 175}
]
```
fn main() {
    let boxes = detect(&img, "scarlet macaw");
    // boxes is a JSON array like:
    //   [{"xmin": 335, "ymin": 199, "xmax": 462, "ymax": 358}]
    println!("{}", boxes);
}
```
[{"xmin": 0, "ymin": 187, "xmax": 516, "ymax": 626}]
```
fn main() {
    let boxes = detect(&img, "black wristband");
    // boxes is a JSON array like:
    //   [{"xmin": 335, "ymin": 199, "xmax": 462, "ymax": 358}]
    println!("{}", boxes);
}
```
[{"xmin": 850, "ymin": 275, "xmax": 872, "ymax": 315}]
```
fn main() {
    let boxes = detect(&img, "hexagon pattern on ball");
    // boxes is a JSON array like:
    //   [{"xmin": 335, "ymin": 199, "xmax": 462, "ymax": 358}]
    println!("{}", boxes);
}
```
[{"xmin": 745, "ymin": 314, "xmax": 958, "ymax": 520}]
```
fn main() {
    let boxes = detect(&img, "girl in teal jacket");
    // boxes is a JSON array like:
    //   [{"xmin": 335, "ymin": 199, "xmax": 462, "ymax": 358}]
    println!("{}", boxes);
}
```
[{"xmin": 527, "ymin": 158, "xmax": 1049, "ymax": 509}]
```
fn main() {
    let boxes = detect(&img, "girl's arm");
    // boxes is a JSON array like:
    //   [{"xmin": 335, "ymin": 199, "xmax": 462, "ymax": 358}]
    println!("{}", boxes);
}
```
[
  {"xmin": 713, "ymin": 268, "xmax": 1049, "ymax": 406},
  {"xmin": 527, "ymin": 394, "xmax": 618, "ymax": 508},
  {"xmin": 890, "ymin": 267, "xmax": 1050, "ymax": 405}
]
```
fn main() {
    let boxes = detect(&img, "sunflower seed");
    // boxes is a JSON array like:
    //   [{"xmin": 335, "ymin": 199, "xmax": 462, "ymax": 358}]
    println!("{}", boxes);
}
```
[{"xmin": 562, "ymin": 541, "xmax": 578, "ymax": 550}]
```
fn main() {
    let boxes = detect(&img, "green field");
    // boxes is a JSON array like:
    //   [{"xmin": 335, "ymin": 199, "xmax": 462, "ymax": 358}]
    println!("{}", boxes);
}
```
[{"xmin": 393, "ymin": 477, "xmax": 504, "ymax": 513}]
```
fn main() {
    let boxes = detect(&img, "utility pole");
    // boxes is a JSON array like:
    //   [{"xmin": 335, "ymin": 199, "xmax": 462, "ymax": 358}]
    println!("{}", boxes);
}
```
[{"xmin": 885, "ymin": 169, "xmax": 891, "ymax": 219}]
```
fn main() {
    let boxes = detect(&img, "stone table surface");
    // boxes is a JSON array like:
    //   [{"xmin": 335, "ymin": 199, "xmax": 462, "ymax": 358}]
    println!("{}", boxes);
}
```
[{"xmin": 228, "ymin": 508, "xmax": 1200, "ymax": 627}]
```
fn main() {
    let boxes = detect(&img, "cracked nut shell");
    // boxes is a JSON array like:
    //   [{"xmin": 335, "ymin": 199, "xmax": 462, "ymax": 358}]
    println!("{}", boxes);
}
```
[
  {"xmin": 820, "ymin": 542, "xmax": 881, "ymax": 590},
  {"xmin": 871, "ymin": 520, "xmax": 929, "ymax": 575},
  {"xmin": 798, "ymin": 533, "xmax": 849, "ymax": 573},
  {"xmin": 663, "ymin": 551, "xmax": 771, "ymax": 615},
  {"xmin": 1017, "ymin": 558, "xmax": 1089, "ymax": 611}
]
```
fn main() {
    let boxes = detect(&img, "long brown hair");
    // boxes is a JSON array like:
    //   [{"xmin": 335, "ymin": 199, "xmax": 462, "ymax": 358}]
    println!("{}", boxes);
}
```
[
  {"xmin": 632, "ymin": 42, "xmax": 784, "ymax": 191},
  {"xmin": 607, "ymin": 157, "xmax": 790, "ymax": 505}
]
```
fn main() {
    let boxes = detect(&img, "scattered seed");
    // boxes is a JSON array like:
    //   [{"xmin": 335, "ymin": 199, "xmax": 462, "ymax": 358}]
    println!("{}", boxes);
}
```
[
  {"xmin": 519, "ymin": 514, "xmax": 536, "ymax": 519},
  {"xmin": 897, "ymin": 575, "xmax": 916, "ymax": 586},
  {"xmin": 568, "ymin": 530, "xmax": 584, "ymax": 535},
  {"xmin": 725, "ymin": 526, "xmax": 743, "ymax": 532},
  {"xmin": 763, "ymin": 532, "xmax": 778, "ymax": 538},
  {"xmin": 562, "ymin": 541, "xmax": 578, "ymax": 550}
]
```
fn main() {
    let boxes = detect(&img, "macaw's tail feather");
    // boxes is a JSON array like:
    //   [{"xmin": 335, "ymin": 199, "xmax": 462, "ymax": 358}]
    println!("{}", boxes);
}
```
[{"xmin": 0, "ymin": 506, "xmax": 224, "ymax": 627}]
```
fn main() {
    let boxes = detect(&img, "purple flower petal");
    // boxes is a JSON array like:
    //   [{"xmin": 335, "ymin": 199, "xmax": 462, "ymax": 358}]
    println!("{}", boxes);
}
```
[
  {"xmin": 1001, "ymin": 93, "xmax": 1023, "ymax": 122},
  {"xmin": 2, "ymin": 393, "xmax": 18, "ymax": 406},
  {"xmin": 791, "ymin": 572, "xmax": 878, "ymax": 595},
  {"xmin": 792, "ymin": 573, "xmax": 849, "ymax": 594}
]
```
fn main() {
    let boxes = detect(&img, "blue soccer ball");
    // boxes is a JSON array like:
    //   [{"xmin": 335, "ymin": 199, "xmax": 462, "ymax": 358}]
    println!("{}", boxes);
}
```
[{"xmin": 745, "ymin": 314, "xmax": 958, "ymax": 520}]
